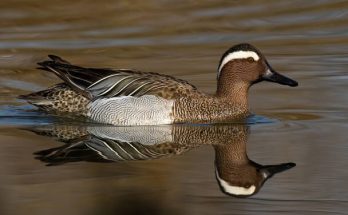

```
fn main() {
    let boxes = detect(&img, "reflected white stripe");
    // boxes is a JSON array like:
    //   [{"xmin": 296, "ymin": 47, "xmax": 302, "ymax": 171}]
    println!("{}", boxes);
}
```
[{"xmin": 216, "ymin": 169, "xmax": 256, "ymax": 195}]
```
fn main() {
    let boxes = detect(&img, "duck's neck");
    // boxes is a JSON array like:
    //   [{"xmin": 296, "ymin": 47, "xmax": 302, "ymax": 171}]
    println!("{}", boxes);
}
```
[
  {"xmin": 216, "ymin": 76, "xmax": 250, "ymax": 109},
  {"xmin": 214, "ymin": 133, "xmax": 250, "ymax": 166}
]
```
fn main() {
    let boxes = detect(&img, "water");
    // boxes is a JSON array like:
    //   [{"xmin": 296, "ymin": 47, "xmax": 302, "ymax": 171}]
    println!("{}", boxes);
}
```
[{"xmin": 0, "ymin": 0, "xmax": 348, "ymax": 214}]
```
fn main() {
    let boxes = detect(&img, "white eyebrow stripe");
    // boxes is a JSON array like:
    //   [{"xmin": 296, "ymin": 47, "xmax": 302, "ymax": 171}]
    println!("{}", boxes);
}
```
[{"xmin": 218, "ymin": 51, "xmax": 260, "ymax": 77}]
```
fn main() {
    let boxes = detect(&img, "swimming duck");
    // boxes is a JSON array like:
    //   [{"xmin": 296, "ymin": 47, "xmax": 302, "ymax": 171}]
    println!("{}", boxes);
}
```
[{"xmin": 20, "ymin": 43, "xmax": 298, "ymax": 125}]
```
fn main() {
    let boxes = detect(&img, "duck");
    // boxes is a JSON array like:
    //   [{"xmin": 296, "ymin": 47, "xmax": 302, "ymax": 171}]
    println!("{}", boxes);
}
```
[
  {"xmin": 19, "ymin": 43, "xmax": 298, "ymax": 125},
  {"xmin": 31, "ymin": 124, "xmax": 295, "ymax": 197}
]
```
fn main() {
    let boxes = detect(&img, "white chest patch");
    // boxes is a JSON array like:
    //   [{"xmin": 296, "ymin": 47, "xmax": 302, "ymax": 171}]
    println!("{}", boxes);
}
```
[
  {"xmin": 87, "ymin": 95, "xmax": 174, "ymax": 125},
  {"xmin": 218, "ymin": 50, "xmax": 260, "ymax": 77},
  {"xmin": 216, "ymin": 170, "xmax": 256, "ymax": 196}
]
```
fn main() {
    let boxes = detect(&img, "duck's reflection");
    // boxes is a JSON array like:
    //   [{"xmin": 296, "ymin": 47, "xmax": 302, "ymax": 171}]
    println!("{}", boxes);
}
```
[{"xmin": 29, "ymin": 124, "xmax": 295, "ymax": 198}]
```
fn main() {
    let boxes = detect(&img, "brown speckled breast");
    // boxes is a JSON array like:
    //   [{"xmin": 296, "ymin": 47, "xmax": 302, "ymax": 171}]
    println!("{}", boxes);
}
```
[{"xmin": 173, "ymin": 95, "xmax": 249, "ymax": 124}]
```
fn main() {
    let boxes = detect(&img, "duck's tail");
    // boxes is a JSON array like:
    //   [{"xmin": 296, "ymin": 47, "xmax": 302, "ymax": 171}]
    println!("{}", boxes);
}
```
[
  {"xmin": 18, "ymin": 83, "xmax": 89, "ymax": 114},
  {"xmin": 18, "ymin": 96, "xmax": 52, "ymax": 111},
  {"xmin": 18, "ymin": 55, "xmax": 73, "ymax": 108},
  {"xmin": 19, "ymin": 55, "xmax": 91, "ymax": 113},
  {"xmin": 18, "ymin": 86, "xmax": 58, "ymax": 111},
  {"xmin": 36, "ymin": 55, "xmax": 71, "ymax": 79},
  {"xmin": 36, "ymin": 55, "xmax": 93, "ymax": 99}
]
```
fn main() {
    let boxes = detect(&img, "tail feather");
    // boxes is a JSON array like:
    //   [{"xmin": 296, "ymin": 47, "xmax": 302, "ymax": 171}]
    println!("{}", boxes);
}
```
[
  {"xmin": 18, "ymin": 83, "xmax": 66, "ymax": 102},
  {"xmin": 37, "ymin": 55, "xmax": 92, "ymax": 99},
  {"xmin": 37, "ymin": 55, "xmax": 71, "ymax": 68},
  {"xmin": 18, "ymin": 83, "xmax": 89, "ymax": 113},
  {"xmin": 18, "ymin": 92, "xmax": 53, "ymax": 110},
  {"xmin": 48, "ymin": 55, "xmax": 71, "ymax": 64}
]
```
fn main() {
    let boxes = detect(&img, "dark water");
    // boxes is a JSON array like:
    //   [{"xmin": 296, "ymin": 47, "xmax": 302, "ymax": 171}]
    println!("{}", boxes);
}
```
[{"xmin": 0, "ymin": 0, "xmax": 348, "ymax": 214}]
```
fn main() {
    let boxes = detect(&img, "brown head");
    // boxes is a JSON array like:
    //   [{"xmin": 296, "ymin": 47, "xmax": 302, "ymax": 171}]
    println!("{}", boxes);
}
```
[{"xmin": 217, "ymin": 43, "xmax": 298, "ymax": 97}]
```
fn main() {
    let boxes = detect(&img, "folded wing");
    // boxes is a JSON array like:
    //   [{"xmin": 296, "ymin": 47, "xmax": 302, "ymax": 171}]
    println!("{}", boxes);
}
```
[{"xmin": 38, "ymin": 55, "xmax": 198, "ymax": 100}]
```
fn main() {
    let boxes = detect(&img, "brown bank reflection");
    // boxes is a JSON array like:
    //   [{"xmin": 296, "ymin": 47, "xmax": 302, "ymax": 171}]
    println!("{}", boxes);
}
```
[{"xmin": 28, "ymin": 124, "xmax": 295, "ymax": 198}]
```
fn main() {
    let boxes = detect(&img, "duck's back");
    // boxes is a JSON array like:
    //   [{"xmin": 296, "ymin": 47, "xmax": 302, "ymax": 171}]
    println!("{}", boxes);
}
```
[{"xmin": 20, "ymin": 55, "xmax": 201, "ymax": 121}]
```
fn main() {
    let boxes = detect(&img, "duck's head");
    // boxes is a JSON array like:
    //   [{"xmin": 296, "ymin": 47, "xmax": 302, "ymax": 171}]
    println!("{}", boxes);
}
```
[
  {"xmin": 215, "ymin": 161, "xmax": 296, "ymax": 198},
  {"xmin": 217, "ymin": 43, "xmax": 298, "ymax": 87}
]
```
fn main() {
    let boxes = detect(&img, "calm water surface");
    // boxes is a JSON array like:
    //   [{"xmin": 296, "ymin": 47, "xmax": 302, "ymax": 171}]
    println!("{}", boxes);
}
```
[{"xmin": 0, "ymin": 0, "xmax": 348, "ymax": 214}]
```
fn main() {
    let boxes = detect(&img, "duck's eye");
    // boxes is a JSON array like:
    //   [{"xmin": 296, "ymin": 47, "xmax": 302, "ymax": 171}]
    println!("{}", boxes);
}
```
[{"xmin": 247, "ymin": 57, "xmax": 255, "ymax": 62}]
